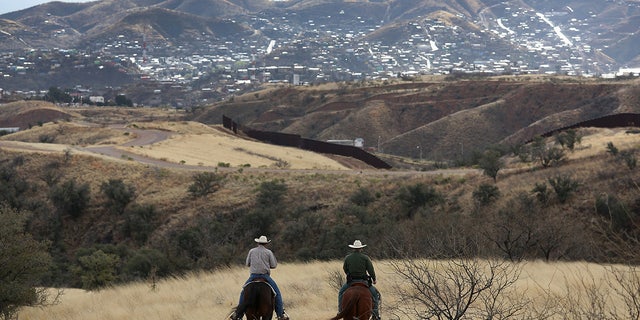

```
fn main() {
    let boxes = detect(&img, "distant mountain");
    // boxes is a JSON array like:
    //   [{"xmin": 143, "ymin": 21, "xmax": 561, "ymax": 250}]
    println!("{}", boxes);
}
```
[
  {"xmin": 0, "ymin": 0, "xmax": 638, "ymax": 91},
  {"xmin": 1, "ymin": 0, "xmax": 638, "ymax": 66}
]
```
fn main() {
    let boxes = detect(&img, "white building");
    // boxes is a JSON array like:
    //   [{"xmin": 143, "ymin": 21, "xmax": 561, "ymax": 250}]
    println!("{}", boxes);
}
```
[{"xmin": 89, "ymin": 96, "xmax": 105, "ymax": 104}]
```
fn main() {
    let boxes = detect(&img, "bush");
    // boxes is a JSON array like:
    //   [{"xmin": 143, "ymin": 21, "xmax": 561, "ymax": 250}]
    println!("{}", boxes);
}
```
[
  {"xmin": 73, "ymin": 250, "xmax": 119, "ymax": 290},
  {"xmin": 188, "ymin": 171, "xmax": 225, "ymax": 197},
  {"xmin": 349, "ymin": 187, "xmax": 375, "ymax": 207},
  {"xmin": 606, "ymin": 141, "xmax": 619, "ymax": 156},
  {"xmin": 531, "ymin": 182, "xmax": 550, "ymax": 205},
  {"xmin": 473, "ymin": 183, "xmax": 501, "ymax": 206},
  {"xmin": 101, "ymin": 179, "xmax": 136, "ymax": 215},
  {"xmin": 555, "ymin": 129, "xmax": 581, "ymax": 150},
  {"xmin": 548, "ymin": 175, "xmax": 579, "ymax": 204},
  {"xmin": 0, "ymin": 204, "xmax": 55, "ymax": 319},
  {"xmin": 122, "ymin": 204, "xmax": 158, "ymax": 244},
  {"xmin": 595, "ymin": 194, "xmax": 634, "ymax": 231},
  {"xmin": 50, "ymin": 179, "xmax": 90, "ymax": 219},
  {"xmin": 478, "ymin": 150, "xmax": 503, "ymax": 182},
  {"xmin": 396, "ymin": 183, "xmax": 443, "ymax": 218},
  {"xmin": 123, "ymin": 248, "xmax": 171, "ymax": 281},
  {"xmin": 0, "ymin": 163, "xmax": 29, "ymax": 209},
  {"xmin": 256, "ymin": 179, "xmax": 287, "ymax": 208}
]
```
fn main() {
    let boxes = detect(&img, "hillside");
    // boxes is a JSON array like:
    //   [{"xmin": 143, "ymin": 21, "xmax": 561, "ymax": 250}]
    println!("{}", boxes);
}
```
[
  {"xmin": 191, "ymin": 76, "xmax": 640, "ymax": 161},
  {"xmin": 0, "ymin": 0, "xmax": 637, "ymax": 69},
  {"xmin": 0, "ymin": 102, "xmax": 358, "ymax": 170},
  {"xmin": 1, "ymin": 88, "xmax": 640, "ymax": 303}
]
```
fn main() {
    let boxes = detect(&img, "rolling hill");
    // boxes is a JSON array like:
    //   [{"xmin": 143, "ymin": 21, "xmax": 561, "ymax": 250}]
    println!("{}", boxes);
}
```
[{"xmin": 189, "ymin": 76, "xmax": 640, "ymax": 161}]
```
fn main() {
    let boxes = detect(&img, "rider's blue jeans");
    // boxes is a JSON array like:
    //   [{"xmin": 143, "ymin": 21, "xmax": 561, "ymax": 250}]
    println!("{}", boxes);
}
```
[{"xmin": 238, "ymin": 273, "xmax": 285, "ymax": 317}]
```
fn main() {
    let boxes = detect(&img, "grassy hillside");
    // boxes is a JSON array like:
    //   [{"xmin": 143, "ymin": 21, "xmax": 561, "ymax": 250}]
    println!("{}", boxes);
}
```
[
  {"xmin": 17, "ymin": 260, "xmax": 640, "ymax": 319},
  {"xmin": 1, "ymin": 90, "xmax": 640, "ymax": 314},
  {"xmin": 192, "ymin": 76, "xmax": 640, "ymax": 160}
]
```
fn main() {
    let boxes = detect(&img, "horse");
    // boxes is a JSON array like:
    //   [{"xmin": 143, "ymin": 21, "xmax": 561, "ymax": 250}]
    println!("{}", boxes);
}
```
[
  {"xmin": 331, "ymin": 283, "xmax": 373, "ymax": 320},
  {"xmin": 233, "ymin": 279, "xmax": 275, "ymax": 320}
]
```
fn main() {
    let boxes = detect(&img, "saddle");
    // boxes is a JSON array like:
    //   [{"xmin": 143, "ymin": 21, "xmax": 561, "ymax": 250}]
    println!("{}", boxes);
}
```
[
  {"xmin": 243, "ymin": 277, "xmax": 277, "ymax": 295},
  {"xmin": 347, "ymin": 274, "xmax": 371, "ymax": 287},
  {"xmin": 349, "ymin": 281, "xmax": 369, "ymax": 288}
]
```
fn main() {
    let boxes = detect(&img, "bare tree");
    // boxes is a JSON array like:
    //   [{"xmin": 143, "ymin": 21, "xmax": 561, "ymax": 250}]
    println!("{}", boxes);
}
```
[
  {"xmin": 608, "ymin": 265, "xmax": 640, "ymax": 320},
  {"xmin": 387, "ymin": 257, "xmax": 523, "ymax": 320}
]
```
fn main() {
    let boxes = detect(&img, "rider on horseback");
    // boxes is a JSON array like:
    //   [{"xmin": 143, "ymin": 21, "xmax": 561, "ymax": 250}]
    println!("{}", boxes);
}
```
[
  {"xmin": 338, "ymin": 240, "xmax": 381, "ymax": 320},
  {"xmin": 231, "ymin": 235, "xmax": 289, "ymax": 320}
]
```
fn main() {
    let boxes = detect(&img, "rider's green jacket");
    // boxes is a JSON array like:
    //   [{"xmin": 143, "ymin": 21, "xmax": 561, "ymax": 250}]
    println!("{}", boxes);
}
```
[{"xmin": 343, "ymin": 251, "xmax": 376, "ymax": 282}]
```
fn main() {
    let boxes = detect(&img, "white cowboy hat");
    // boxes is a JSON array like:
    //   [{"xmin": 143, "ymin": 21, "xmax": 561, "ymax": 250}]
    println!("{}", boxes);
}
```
[
  {"xmin": 348, "ymin": 240, "xmax": 367, "ymax": 249},
  {"xmin": 254, "ymin": 235, "xmax": 271, "ymax": 244}
]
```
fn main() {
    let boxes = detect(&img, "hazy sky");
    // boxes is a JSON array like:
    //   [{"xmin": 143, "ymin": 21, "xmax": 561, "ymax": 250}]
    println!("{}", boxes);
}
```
[{"xmin": 0, "ymin": 0, "xmax": 95, "ymax": 15}]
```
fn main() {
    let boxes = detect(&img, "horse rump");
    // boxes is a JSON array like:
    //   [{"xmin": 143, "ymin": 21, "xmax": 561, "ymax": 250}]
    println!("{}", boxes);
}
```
[
  {"xmin": 235, "ymin": 280, "xmax": 275, "ymax": 320},
  {"xmin": 331, "ymin": 284, "xmax": 373, "ymax": 320}
]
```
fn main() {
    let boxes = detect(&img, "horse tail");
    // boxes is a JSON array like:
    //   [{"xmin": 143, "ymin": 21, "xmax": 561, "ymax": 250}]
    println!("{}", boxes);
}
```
[{"xmin": 330, "ymin": 291, "xmax": 360, "ymax": 320}]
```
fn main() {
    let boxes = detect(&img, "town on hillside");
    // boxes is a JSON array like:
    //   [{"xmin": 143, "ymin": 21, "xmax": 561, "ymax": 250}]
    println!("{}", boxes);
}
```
[{"xmin": 1, "ymin": 3, "xmax": 639, "ymax": 107}]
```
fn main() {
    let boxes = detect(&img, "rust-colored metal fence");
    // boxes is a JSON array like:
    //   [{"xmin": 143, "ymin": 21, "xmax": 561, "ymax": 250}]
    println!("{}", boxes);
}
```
[{"xmin": 222, "ymin": 115, "xmax": 391, "ymax": 169}]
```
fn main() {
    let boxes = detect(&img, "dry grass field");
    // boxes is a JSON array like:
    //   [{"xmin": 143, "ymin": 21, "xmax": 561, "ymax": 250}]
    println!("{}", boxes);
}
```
[
  {"xmin": 17, "ymin": 260, "xmax": 639, "ymax": 320},
  {"xmin": 0, "ymin": 120, "xmax": 351, "ymax": 170},
  {"xmin": 119, "ymin": 121, "xmax": 350, "ymax": 169}
]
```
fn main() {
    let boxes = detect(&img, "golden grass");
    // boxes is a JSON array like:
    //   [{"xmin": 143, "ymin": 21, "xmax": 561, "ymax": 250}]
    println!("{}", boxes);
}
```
[
  {"xmin": 1, "ymin": 120, "xmax": 350, "ymax": 170},
  {"xmin": 118, "ymin": 132, "xmax": 348, "ymax": 169},
  {"xmin": 18, "ymin": 260, "xmax": 637, "ymax": 320}
]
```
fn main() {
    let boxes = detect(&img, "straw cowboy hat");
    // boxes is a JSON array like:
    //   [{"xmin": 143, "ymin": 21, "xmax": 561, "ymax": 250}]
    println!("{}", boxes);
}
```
[
  {"xmin": 348, "ymin": 240, "xmax": 367, "ymax": 249},
  {"xmin": 254, "ymin": 235, "xmax": 271, "ymax": 244}
]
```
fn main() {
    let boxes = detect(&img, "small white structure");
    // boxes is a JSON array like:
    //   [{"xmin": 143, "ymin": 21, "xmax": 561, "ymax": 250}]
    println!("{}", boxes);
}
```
[
  {"xmin": 89, "ymin": 96, "xmax": 105, "ymax": 104},
  {"xmin": 0, "ymin": 127, "xmax": 20, "ymax": 133},
  {"xmin": 327, "ymin": 138, "xmax": 365, "ymax": 148}
]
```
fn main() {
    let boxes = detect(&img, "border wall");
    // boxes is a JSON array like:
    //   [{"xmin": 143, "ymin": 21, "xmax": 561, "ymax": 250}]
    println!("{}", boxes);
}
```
[
  {"xmin": 537, "ymin": 113, "xmax": 640, "ymax": 141},
  {"xmin": 222, "ymin": 115, "xmax": 391, "ymax": 169}
]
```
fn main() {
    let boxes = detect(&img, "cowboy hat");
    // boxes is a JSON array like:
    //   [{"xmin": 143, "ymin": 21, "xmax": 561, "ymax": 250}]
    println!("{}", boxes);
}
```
[
  {"xmin": 254, "ymin": 235, "xmax": 271, "ymax": 244},
  {"xmin": 348, "ymin": 240, "xmax": 367, "ymax": 249}
]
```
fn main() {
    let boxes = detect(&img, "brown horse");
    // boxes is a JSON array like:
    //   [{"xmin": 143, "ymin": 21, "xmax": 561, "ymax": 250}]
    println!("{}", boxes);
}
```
[
  {"xmin": 234, "ymin": 280, "xmax": 275, "ymax": 320},
  {"xmin": 331, "ymin": 283, "xmax": 373, "ymax": 320}
]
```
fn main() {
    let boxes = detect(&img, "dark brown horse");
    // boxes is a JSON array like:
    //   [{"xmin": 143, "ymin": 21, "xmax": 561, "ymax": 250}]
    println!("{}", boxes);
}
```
[
  {"xmin": 234, "ymin": 280, "xmax": 275, "ymax": 320},
  {"xmin": 331, "ymin": 283, "xmax": 373, "ymax": 320}
]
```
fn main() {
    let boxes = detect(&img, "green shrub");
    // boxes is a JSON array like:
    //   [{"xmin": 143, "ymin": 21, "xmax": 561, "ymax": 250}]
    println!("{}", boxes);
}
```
[
  {"xmin": 349, "ymin": 187, "xmax": 375, "ymax": 207},
  {"xmin": 123, "ymin": 248, "xmax": 171, "ymax": 281},
  {"xmin": 396, "ymin": 183, "xmax": 443, "ymax": 218},
  {"xmin": 73, "ymin": 250, "xmax": 119, "ymax": 290},
  {"xmin": 595, "ymin": 194, "xmax": 633, "ymax": 231},
  {"xmin": 122, "ymin": 204, "xmax": 157, "ymax": 244},
  {"xmin": 0, "ymin": 163, "xmax": 29, "ymax": 209},
  {"xmin": 548, "ymin": 175, "xmax": 579, "ymax": 204},
  {"xmin": 101, "ymin": 179, "xmax": 136, "ymax": 215},
  {"xmin": 256, "ymin": 179, "xmax": 287, "ymax": 208},
  {"xmin": 50, "ymin": 179, "xmax": 90, "ymax": 219},
  {"xmin": 188, "ymin": 171, "xmax": 225, "ymax": 197},
  {"xmin": 606, "ymin": 142, "xmax": 619, "ymax": 156},
  {"xmin": 473, "ymin": 183, "xmax": 501, "ymax": 206},
  {"xmin": 0, "ymin": 204, "xmax": 53, "ymax": 319},
  {"xmin": 531, "ymin": 182, "xmax": 550, "ymax": 205}
]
